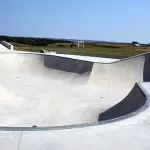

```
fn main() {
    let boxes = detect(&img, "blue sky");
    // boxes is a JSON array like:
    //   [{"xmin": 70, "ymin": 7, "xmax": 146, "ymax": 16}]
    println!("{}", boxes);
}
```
[{"xmin": 0, "ymin": 0, "xmax": 150, "ymax": 43}]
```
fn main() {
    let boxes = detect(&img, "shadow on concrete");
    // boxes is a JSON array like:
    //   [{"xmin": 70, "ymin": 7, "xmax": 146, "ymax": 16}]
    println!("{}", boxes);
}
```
[
  {"xmin": 98, "ymin": 84, "xmax": 147, "ymax": 121},
  {"xmin": 44, "ymin": 55, "xmax": 93, "ymax": 74},
  {"xmin": 143, "ymin": 53, "xmax": 150, "ymax": 81}
]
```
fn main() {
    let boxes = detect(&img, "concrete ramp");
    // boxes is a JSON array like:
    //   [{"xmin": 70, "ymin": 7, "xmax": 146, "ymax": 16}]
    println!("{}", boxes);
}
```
[
  {"xmin": 89, "ymin": 55, "xmax": 145, "ymax": 88},
  {"xmin": 0, "ymin": 52, "xmax": 150, "ymax": 128}
]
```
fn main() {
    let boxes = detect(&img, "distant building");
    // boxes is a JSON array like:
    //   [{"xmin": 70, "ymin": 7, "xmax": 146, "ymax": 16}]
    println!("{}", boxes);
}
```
[
  {"xmin": 139, "ymin": 44, "xmax": 148, "ymax": 47},
  {"xmin": 134, "ymin": 43, "xmax": 148, "ymax": 47},
  {"xmin": 134, "ymin": 44, "xmax": 140, "ymax": 47}
]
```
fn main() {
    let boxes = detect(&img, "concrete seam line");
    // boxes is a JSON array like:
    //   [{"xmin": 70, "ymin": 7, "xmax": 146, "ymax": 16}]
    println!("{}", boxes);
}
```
[{"xmin": 17, "ymin": 131, "xmax": 23, "ymax": 150}]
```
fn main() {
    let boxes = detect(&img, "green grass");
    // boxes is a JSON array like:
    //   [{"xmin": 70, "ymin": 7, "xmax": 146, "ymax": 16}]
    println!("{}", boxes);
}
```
[{"xmin": 13, "ymin": 42, "xmax": 150, "ymax": 58}]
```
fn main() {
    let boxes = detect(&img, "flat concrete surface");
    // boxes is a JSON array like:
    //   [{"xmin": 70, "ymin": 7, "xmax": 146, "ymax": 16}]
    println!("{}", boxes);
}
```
[
  {"xmin": 0, "ymin": 50, "xmax": 150, "ymax": 150},
  {"xmin": 46, "ymin": 52, "xmax": 120, "ymax": 63}
]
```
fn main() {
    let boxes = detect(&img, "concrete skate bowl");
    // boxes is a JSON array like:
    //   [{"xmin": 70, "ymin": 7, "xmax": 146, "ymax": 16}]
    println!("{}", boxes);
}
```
[{"xmin": 0, "ymin": 52, "xmax": 150, "ymax": 131}]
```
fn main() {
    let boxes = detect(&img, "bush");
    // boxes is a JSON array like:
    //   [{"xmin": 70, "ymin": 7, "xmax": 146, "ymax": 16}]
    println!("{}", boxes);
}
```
[{"xmin": 57, "ymin": 44, "xmax": 65, "ymax": 47}]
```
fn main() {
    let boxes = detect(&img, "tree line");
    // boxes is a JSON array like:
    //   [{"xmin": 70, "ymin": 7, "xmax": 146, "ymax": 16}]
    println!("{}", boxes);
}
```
[{"xmin": 0, "ymin": 35, "xmax": 72, "ymax": 46}]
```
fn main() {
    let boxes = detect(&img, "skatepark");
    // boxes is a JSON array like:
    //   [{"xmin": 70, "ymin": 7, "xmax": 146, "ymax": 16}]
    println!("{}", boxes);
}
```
[{"xmin": 0, "ymin": 42, "xmax": 150, "ymax": 150}]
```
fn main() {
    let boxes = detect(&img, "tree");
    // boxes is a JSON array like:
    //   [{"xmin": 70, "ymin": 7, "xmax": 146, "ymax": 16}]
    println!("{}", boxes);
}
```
[{"xmin": 132, "ymin": 41, "xmax": 139, "ymax": 45}]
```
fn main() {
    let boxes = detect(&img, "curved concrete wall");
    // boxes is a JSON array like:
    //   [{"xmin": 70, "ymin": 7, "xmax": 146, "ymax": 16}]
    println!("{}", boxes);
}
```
[
  {"xmin": 44, "ymin": 55, "xmax": 93, "ymax": 74},
  {"xmin": 0, "ymin": 41, "xmax": 13, "ymax": 50},
  {"xmin": 43, "ymin": 52, "xmax": 150, "ymax": 77},
  {"xmin": 143, "ymin": 53, "xmax": 150, "ymax": 81},
  {"xmin": 0, "ymin": 83, "xmax": 148, "ymax": 131},
  {"xmin": 98, "ymin": 84, "xmax": 147, "ymax": 121},
  {"xmin": 43, "ymin": 53, "xmax": 150, "ymax": 80}
]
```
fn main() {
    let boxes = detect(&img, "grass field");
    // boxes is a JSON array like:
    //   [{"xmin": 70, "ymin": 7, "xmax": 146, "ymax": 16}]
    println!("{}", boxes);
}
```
[{"xmin": 12, "ymin": 42, "xmax": 150, "ymax": 58}]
